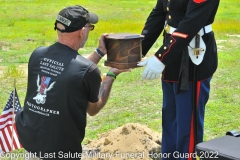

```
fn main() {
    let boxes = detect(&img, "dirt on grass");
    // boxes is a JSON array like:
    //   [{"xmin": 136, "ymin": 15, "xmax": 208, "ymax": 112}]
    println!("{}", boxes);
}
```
[{"xmin": 82, "ymin": 123, "xmax": 162, "ymax": 160}]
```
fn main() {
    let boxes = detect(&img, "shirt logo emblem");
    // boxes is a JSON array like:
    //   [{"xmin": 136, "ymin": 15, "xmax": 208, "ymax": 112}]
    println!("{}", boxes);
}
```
[{"xmin": 33, "ymin": 75, "xmax": 56, "ymax": 104}]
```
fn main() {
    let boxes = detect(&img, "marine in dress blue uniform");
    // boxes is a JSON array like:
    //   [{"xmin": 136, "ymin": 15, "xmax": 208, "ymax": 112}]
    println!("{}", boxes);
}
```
[{"xmin": 138, "ymin": 0, "xmax": 220, "ymax": 159}]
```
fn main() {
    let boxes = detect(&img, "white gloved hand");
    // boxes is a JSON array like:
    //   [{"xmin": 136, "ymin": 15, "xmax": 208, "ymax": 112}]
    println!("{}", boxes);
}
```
[{"xmin": 137, "ymin": 56, "xmax": 165, "ymax": 80}]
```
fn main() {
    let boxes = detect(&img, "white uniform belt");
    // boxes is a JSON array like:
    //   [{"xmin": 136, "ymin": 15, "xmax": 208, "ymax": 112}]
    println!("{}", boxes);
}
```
[{"xmin": 165, "ymin": 24, "xmax": 212, "ymax": 36}]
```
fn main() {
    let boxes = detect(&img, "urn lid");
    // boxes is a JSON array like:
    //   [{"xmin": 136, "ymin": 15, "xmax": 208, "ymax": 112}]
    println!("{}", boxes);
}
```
[{"xmin": 106, "ymin": 33, "xmax": 144, "ymax": 39}]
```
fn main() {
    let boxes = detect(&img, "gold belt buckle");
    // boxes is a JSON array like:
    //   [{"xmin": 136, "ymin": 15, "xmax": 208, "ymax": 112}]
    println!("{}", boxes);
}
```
[{"xmin": 165, "ymin": 24, "xmax": 170, "ymax": 34}]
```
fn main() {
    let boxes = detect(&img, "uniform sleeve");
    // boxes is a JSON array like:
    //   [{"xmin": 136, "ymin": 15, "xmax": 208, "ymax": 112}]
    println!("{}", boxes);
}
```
[
  {"xmin": 141, "ymin": 0, "xmax": 166, "ymax": 57},
  {"xmin": 155, "ymin": 0, "xmax": 220, "ymax": 66},
  {"xmin": 82, "ymin": 64, "xmax": 101, "ymax": 103}
]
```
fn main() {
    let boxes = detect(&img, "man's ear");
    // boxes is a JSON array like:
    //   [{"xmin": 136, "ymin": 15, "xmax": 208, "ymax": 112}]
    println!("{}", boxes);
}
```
[{"xmin": 79, "ymin": 27, "xmax": 85, "ymax": 38}]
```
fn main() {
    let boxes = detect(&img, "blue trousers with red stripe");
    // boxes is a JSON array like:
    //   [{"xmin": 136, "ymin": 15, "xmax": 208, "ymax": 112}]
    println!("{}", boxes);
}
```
[{"xmin": 161, "ymin": 77, "xmax": 211, "ymax": 160}]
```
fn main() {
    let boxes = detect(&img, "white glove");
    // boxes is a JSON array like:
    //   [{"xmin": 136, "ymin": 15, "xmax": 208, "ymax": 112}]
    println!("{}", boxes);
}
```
[{"xmin": 137, "ymin": 56, "xmax": 165, "ymax": 80}]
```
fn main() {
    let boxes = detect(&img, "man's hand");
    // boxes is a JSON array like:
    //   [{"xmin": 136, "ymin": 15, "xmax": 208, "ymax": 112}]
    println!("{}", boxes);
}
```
[
  {"xmin": 137, "ymin": 55, "xmax": 165, "ymax": 80},
  {"xmin": 97, "ymin": 33, "xmax": 108, "ymax": 55},
  {"xmin": 87, "ymin": 33, "xmax": 108, "ymax": 64},
  {"xmin": 109, "ymin": 68, "xmax": 131, "ymax": 76}
]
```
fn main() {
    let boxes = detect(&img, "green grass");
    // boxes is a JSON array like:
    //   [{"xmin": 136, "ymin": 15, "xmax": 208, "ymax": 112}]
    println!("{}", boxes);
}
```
[{"xmin": 0, "ymin": 0, "xmax": 240, "ymax": 158}]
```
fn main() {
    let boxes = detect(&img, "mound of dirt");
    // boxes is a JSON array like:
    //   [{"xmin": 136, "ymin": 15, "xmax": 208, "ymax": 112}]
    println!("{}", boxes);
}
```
[{"xmin": 82, "ymin": 123, "xmax": 162, "ymax": 160}]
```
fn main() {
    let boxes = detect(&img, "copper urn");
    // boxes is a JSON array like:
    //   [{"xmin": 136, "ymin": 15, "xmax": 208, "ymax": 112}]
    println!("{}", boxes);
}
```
[{"xmin": 104, "ymin": 33, "xmax": 144, "ymax": 69}]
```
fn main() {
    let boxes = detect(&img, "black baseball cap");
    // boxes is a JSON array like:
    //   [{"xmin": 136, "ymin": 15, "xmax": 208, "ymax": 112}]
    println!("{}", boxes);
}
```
[{"xmin": 54, "ymin": 5, "xmax": 98, "ymax": 33}]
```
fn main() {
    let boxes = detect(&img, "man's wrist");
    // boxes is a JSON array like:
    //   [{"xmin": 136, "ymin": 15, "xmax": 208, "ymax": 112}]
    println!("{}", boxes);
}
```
[
  {"xmin": 95, "ymin": 48, "xmax": 105, "ymax": 58},
  {"xmin": 101, "ymin": 71, "xmax": 116, "ymax": 82},
  {"xmin": 106, "ymin": 71, "xmax": 116, "ymax": 80}
]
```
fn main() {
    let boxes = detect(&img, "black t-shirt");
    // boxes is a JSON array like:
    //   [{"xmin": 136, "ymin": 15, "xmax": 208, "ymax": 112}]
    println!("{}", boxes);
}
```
[{"xmin": 15, "ymin": 42, "xmax": 101, "ymax": 159}]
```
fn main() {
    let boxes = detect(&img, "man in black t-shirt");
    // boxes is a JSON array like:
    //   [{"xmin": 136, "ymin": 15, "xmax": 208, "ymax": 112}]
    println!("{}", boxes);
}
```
[{"xmin": 16, "ymin": 5, "xmax": 129, "ymax": 160}]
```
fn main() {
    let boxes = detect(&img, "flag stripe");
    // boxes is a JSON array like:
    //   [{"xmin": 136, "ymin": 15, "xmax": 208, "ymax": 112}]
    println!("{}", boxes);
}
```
[
  {"xmin": 40, "ymin": 76, "xmax": 47, "ymax": 93},
  {"xmin": 0, "ymin": 109, "xmax": 14, "ymax": 119},
  {"xmin": 0, "ymin": 129, "xmax": 10, "ymax": 152},
  {"xmin": 0, "ymin": 120, "xmax": 14, "ymax": 130},
  {"xmin": 11, "ymin": 126, "xmax": 18, "ymax": 149},
  {"xmin": 6, "ymin": 126, "xmax": 15, "ymax": 150},
  {"xmin": 0, "ymin": 137, "xmax": 4, "ymax": 153},
  {"xmin": 13, "ymin": 124, "xmax": 21, "ymax": 148},
  {"xmin": 14, "ymin": 123, "xmax": 22, "ymax": 148},
  {"xmin": 5, "ymin": 127, "xmax": 12, "ymax": 150},
  {"xmin": 0, "ymin": 114, "xmax": 13, "ymax": 124}
]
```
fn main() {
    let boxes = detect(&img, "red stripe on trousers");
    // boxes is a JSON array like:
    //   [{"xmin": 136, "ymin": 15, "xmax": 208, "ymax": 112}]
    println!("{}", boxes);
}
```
[{"xmin": 188, "ymin": 81, "xmax": 201, "ymax": 160}]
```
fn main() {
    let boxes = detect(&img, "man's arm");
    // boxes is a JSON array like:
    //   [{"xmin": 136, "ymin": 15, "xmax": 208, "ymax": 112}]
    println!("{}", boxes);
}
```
[
  {"xmin": 87, "ymin": 68, "xmax": 130, "ymax": 116},
  {"xmin": 87, "ymin": 76, "xmax": 114, "ymax": 116},
  {"xmin": 87, "ymin": 50, "xmax": 103, "ymax": 64},
  {"xmin": 141, "ymin": 0, "xmax": 166, "ymax": 57}
]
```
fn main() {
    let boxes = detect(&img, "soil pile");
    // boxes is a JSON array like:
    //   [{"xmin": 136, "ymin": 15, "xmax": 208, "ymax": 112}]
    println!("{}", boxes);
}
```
[{"xmin": 82, "ymin": 123, "xmax": 162, "ymax": 160}]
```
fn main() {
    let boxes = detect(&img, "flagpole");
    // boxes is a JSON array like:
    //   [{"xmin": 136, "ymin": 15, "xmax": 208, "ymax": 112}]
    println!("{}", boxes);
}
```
[{"xmin": 11, "ymin": 79, "xmax": 16, "ymax": 155}]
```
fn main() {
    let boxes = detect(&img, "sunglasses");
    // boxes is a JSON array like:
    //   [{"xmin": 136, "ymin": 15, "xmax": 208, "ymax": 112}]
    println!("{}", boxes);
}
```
[{"xmin": 84, "ymin": 24, "xmax": 95, "ymax": 31}]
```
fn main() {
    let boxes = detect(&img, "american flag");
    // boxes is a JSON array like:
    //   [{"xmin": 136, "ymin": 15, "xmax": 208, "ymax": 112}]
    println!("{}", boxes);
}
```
[{"xmin": 0, "ymin": 89, "xmax": 22, "ymax": 153}]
